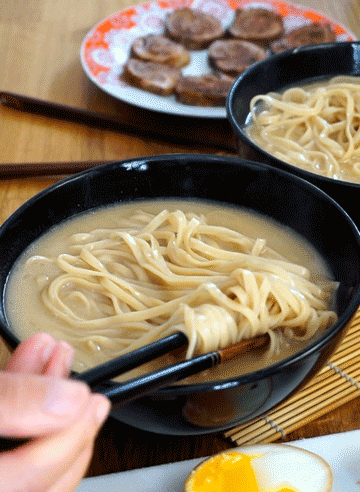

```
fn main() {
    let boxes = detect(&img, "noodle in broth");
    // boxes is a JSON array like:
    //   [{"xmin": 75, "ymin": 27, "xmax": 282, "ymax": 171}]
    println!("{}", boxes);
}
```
[
  {"xmin": 246, "ymin": 76, "xmax": 360, "ymax": 184},
  {"xmin": 5, "ymin": 201, "xmax": 338, "ymax": 378}
]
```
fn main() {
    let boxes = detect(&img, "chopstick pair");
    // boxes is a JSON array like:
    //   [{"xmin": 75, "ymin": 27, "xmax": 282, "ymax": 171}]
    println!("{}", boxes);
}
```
[
  {"xmin": 0, "ymin": 90, "xmax": 237, "ymax": 177},
  {"xmin": 73, "ymin": 331, "xmax": 269, "ymax": 405}
]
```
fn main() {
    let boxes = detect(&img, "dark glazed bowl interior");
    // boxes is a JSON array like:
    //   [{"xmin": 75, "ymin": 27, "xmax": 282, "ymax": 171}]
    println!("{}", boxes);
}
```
[
  {"xmin": 227, "ymin": 41, "xmax": 360, "ymax": 228},
  {"xmin": 1, "ymin": 154, "xmax": 360, "ymax": 436}
]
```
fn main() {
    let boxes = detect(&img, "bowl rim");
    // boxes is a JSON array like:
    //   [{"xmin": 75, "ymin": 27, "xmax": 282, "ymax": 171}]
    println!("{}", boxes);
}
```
[
  {"xmin": 226, "ymin": 40, "xmax": 360, "ymax": 190},
  {"xmin": 1, "ymin": 153, "xmax": 360, "ymax": 395}
]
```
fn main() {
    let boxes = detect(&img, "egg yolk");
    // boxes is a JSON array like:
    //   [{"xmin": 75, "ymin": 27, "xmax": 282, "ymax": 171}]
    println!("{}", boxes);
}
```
[{"xmin": 187, "ymin": 452, "xmax": 299, "ymax": 492}]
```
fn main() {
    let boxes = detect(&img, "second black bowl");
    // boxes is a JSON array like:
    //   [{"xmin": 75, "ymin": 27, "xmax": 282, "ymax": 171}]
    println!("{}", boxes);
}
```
[{"xmin": 227, "ymin": 41, "xmax": 360, "ymax": 228}]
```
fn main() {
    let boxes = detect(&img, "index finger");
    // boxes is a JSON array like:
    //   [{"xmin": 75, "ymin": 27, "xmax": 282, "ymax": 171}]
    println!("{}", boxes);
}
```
[
  {"xmin": 6, "ymin": 333, "xmax": 57, "ymax": 374},
  {"xmin": 6, "ymin": 333, "xmax": 75, "ymax": 378},
  {"xmin": 0, "ymin": 372, "xmax": 92, "ymax": 438}
]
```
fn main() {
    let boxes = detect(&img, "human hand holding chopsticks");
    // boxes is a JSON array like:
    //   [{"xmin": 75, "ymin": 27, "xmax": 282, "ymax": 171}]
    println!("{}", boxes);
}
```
[
  {"xmin": 0, "ymin": 333, "xmax": 110, "ymax": 492},
  {"xmin": 0, "ymin": 326, "xmax": 269, "ymax": 489}
]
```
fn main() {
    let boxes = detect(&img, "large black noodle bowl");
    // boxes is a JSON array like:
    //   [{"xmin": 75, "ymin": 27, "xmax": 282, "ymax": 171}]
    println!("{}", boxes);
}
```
[{"xmin": 0, "ymin": 154, "xmax": 360, "ymax": 435}]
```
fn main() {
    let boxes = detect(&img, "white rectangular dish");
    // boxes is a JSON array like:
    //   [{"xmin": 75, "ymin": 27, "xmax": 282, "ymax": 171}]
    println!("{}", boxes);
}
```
[{"xmin": 76, "ymin": 429, "xmax": 360, "ymax": 491}]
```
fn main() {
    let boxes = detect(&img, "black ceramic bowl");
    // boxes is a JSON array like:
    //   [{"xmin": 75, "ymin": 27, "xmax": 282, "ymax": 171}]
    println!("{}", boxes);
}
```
[
  {"xmin": 1, "ymin": 154, "xmax": 360, "ymax": 436},
  {"xmin": 227, "ymin": 41, "xmax": 360, "ymax": 228}
]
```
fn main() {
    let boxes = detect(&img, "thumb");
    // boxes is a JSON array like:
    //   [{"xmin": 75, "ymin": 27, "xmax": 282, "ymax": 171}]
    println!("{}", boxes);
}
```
[{"xmin": 0, "ymin": 372, "xmax": 92, "ymax": 438}]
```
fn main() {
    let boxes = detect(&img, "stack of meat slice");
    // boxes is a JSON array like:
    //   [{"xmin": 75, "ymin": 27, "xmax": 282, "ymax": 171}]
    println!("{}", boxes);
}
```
[{"xmin": 123, "ymin": 6, "xmax": 337, "ymax": 107}]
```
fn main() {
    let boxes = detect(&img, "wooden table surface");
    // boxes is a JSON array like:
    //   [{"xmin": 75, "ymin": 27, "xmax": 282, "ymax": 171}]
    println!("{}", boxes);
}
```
[{"xmin": 1, "ymin": 0, "xmax": 360, "ymax": 479}]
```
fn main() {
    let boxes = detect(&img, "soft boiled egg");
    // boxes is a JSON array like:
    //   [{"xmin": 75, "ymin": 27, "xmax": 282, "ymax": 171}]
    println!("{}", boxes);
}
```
[{"xmin": 184, "ymin": 443, "xmax": 333, "ymax": 492}]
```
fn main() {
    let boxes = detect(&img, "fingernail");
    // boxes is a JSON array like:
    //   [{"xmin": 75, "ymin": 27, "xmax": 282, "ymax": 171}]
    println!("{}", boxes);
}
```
[
  {"xmin": 57, "ymin": 341, "xmax": 75, "ymax": 372},
  {"xmin": 41, "ymin": 340, "xmax": 57, "ymax": 361},
  {"xmin": 94, "ymin": 395, "xmax": 111, "ymax": 425},
  {"xmin": 36, "ymin": 333, "xmax": 57, "ymax": 362},
  {"xmin": 45, "ymin": 380, "xmax": 89, "ymax": 417}
]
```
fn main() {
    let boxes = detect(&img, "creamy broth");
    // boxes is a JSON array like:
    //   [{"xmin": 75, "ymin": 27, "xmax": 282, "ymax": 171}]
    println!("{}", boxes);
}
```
[
  {"xmin": 245, "ymin": 75, "xmax": 360, "ymax": 184},
  {"xmin": 5, "ymin": 199, "xmax": 336, "ymax": 383}
]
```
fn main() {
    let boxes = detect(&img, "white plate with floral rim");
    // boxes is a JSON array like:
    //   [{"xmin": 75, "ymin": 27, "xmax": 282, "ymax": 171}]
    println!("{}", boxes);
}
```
[{"xmin": 80, "ymin": 0, "xmax": 356, "ymax": 118}]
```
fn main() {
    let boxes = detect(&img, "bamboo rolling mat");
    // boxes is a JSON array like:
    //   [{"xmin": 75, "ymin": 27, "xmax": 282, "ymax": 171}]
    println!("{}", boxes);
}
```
[{"xmin": 225, "ymin": 308, "xmax": 360, "ymax": 446}]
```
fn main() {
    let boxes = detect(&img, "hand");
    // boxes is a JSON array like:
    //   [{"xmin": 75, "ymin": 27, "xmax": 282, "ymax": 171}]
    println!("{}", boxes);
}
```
[{"xmin": 0, "ymin": 332, "xmax": 111, "ymax": 492}]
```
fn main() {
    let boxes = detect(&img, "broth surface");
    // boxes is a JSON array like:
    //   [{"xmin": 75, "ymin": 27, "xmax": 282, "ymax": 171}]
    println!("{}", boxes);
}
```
[{"xmin": 5, "ymin": 199, "xmax": 335, "ymax": 382}]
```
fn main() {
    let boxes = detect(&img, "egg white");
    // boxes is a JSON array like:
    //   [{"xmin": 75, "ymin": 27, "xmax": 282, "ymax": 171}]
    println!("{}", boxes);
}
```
[{"xmin": 238, "ymin": 443, "xmax": 333, "ymax": 492}]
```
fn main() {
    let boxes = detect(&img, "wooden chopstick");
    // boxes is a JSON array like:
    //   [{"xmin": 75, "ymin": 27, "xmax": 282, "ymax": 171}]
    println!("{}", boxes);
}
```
[
  {"xmin": 0, "ymin": 90, "xmax": 237, "ymax": 162},
  {"xmin": 0, "ymin": 90, "xmax": 166, "ymax": 139},
  {"xmin": 0, "ymin": 159, "xmax": 111, "ymax": 176}
]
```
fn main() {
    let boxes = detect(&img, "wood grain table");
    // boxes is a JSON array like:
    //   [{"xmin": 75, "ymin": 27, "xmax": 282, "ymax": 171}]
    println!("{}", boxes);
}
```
[{"xmin": 0, "ymin": 0, "xmax": 360, "ymax": 479}]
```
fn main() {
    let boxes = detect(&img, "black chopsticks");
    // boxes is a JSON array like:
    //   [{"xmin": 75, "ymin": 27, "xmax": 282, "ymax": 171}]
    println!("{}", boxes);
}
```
[
  {"xmin": 74, "ymin": 331, "xmax": 188, "ymax": 387},
  {"xmin": 74, "ymin": 333, "xmax": 269, "ymax": 405}
]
